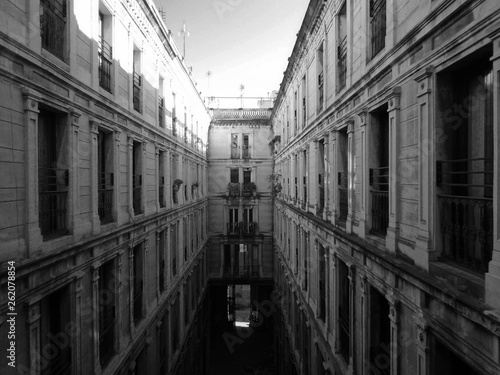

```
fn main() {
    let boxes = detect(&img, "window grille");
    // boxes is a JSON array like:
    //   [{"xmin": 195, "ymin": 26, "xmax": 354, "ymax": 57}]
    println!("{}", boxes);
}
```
[
  {"xmin": 98, "ymin": 37, "xmax": 112, "ymax": 92},
  {"xmin": 133, "ymin": 72, "xmax": 141, "ymax": 112},
  {"xmin": 370, "ymin": 0, "xmax": 386, "ymax": 58},
  {"xmin": 40, "ymin": 0, "xmax": 67, "ymax": 60}
]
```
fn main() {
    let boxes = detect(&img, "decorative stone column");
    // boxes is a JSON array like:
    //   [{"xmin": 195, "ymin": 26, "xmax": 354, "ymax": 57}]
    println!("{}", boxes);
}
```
[
  {"xmin": 323, "ymin": 134, "xmax": 330, "ymax": 221},
  {"xmin": 486, "ymin": 34, "xmax": 500, "ymax": 310},
  {"xmin": 90, "ymin": 120, "xmax": 101, "ymax": 234},
  {"xmin": 128, "ymin": 245, "xmax": 135, "ymax": 337},
  {"xmin": 91, "ymin": 265, "xmax": 101, "ymax": 373},
  {"xmin": 386, "ymin": 88, "xmax": 401, "ymax": 253},
  {"xmin": 359, "ymin": 276, "xmax": 368, "ymax": 375},
  {"xmin": 155, "ymin": 146, "xmax": 161, "ymax": 213},
  {"xmin": 348, "ymin": 264, "xmax": 355, "ymax": 372},
  {"xmin": 28, "ymin": 300, "xmax": 41, "ymax": 375},
  {"xmin": 127, "ymin": 136, "xmax": 134, "ymax": 220},
  {"xmin": 69, "ymin": 108, "xmax": 82, "ymax": 239},
  {"xmin": 141, "ymin": 141, "xmax": 148, "ymax": 215},
  {"xmin": 113, "ymin": 128, "xmax": 121, "ymax": 225},
  {"xmin": 331, "ymin": 131, "xmax": 338, "ymax": 226},
  {"xmin": 22, "ymin": 87, "xmax": 43, "ymax": 254},
  {"xmin": 387, "ymin": 294, "xmax": 400, "ymax": 375},
  {"xmin": 415, "ymin": 314, "xmax": 429, "ymax": 375},
  {"xmin": 414, "ymin": 67, "xmax": 435, "ymax": 269}
]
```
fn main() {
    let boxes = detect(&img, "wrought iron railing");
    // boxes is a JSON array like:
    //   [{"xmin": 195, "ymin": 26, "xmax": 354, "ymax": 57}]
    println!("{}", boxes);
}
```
[
  {"xmin": 227, "ymin": 222, "xmax": 239, "ymax": 235},
  {"xmin": 338, "ymin": 171, "xmax": 348, "ymax": 222},
  {"xmin": 132, "ymin": 175, "xmax": 142, "ymax": 214},
  {"xmin": 133, "ymin": 280, "xmax": 143, "ymax": 324},
  {"xmin": 242, "ymin": 182, "xmax": 256, "ymax": 197},
  {"xmin": 98, "ymin": 172, "xmax": 113, "ymax": 223},
  {"xmin": 228, "ymin": 182, "xmax": 240, "ymax": 197},
  {"xmin": 40, "ymin": 0, "xmax": 67, "ymax": 61},
  {"xmin": 370, "ymin": 0, "xmax": 386, "ymax": 58},
  {"xmin": 133, "ymin": 72, "xmax": 141, "ymax": 112},
  {"xmin": 242, "ymin": 222, "xmax": 257, "ymax": 236},
  {"xmin": 337, "ymin": 35, "xmax": 347, "ymax": 91},
  {"xmin": 41, "ymin": 346, "xmax": 71, "ymax": 375},
  {"xmin": 436, "ymin": 157, "xmax": 493, "ymax": 272},
  {"xmin": 370, "ymin": 166, "xmax": 389, "ymax": 235},
  {"xmin": 98, "ymin": 37, "xmax": 112, "ymax": 92},
  {"xmin": 39, "ymin": 168, "xmax": 68, "ymax": 238},
  {"xmin": 99, "ymin": 305, "xmax": 115, "ymax": 367}
]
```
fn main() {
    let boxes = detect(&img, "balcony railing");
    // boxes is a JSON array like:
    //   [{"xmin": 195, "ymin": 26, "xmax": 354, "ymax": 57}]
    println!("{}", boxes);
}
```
[
  {"xmin": 437, "ymin": 157, "xmax": 493, "ymax": 272},
  {"xmin": 338, "ymin": 171, "xmax": 348, "ymax": 222},
  {"xmin": 243, "ymin": 146, "xmax": 250, "ymax": 159},
  {"xmin": 133, "ymin": 280, "xmax": 143, "ymax": 324},
  {"xmin": 242, "ymin": 182, "xmax": 256, "ymax": 197},
  {"xmin": 242, "ymin": 221, "xmax": 258, "ymax": 236},
  {"xmin": 228, "ymin": 182, "xmax": 240, "ymax": 197},
  {"xmin": 98, "ymin": 172, "xmax": 113, "ymax": 223},
  {"xmin": 39, "ymin": 167, "xmax": 68, "ymax": 238},
  {"xmin": 99, "ymin": 305, "xmax": 115, "ymax": 367},
  {"xmin": 132, "ymin": 175, "xmax": 142, "ymax": 215},
  {"xmin": 370, "ymin": 166, "xmax": 389, "ymax": 236},
  {"xmin": 133, "ymin": 72, "xmax": 141, "ymax": 112},
  {"xmin": 227, "ymin": 222, "xmax": 239, "ymax": 236},
  {"xmin": 98, "ymin": 37, "xmax": 112, "ymax": 92}
]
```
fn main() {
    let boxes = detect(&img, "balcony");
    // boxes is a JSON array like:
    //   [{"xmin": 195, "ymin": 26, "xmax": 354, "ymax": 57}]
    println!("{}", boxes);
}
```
[
  {"xmin": 39, "ymin": 167, "xmax": 69, "ymax": 239},
  {"xmin": 227, "ymin": 222, "xmax": 240, "ymax": 236},
  {"xmin": 437, "ymin": 158, "xmax": 493, "ymax": 273},
  {"xmin": 242, "ymin": 221, "xmax": 258, "ymax": 236},
  {"xmin": 369, "ymin": 166, "xmax": 389, "ymax": 236}
]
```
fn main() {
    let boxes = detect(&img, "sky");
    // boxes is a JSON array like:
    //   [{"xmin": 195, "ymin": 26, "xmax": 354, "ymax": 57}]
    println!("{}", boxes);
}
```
[{"xmin": 152, "ymin": 0, "xmax": 310, "ymax": 101}]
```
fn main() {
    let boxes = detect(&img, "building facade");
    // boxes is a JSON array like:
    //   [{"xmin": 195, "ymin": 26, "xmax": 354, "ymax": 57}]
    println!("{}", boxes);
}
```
[
  {"xmin": 0, "ymin": 0, "xmax": 211, "ymax": 374},
  {"xmin": 272, "ymin": 0, "xmax": 500, "ymax": 374}
]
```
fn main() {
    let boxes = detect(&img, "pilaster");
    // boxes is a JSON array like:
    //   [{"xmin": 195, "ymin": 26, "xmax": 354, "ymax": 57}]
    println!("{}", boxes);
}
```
[
  {"xmin": 414, "ymin": 67, "xmax": 435, "ymax": 270},
  {"xmin": 347, "ymin": 119, "xmax": 356, "ymax": 234},
  {"xmin": 90, "ymin": 119, "xmax": 101, "ymax": 234},
  {"xmin": 386, "ymin": 87, "xmax": 401, "ymax": 253}
]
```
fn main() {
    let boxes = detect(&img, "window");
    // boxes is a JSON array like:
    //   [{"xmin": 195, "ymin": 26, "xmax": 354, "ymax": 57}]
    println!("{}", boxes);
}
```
[
  {"xmin": 243, "ymin": 206, "xmax": 254, "ymax": 235},
  {"xmin": 317, "ymin": 44, "xmax": 324, "ymax": 112},
  {"xmin": 172, "ymin": 294, "xmax": 180, "ymax": 353},
  {"xmin": 302, "ymin": 75, "xmax": 307, "ymax": 126},
  {"xmin": 242, "ymin": 169, "xmax": 254, "ymax": 197},
  {"xmin": 99, "ymin": 260, "xmax": 116, "ymax": 368},
  {"xmin": 184, "ymin": 107, "xmax": 188, "ymax": 143},
  {"xmin": 183, "ymin": 218, "xmax": 188, "ymax": 262},
  {"xmin": 132, "ymin": 243, "xmax": 144, "ymax": 324},
  {"xmin": 132, "ymin": 47, "xmax": 141, "ymax": 112},
  {"xmin": 158, "ymin": 229, "xmax": 166, "ymax": 293},
  {"xmin": 158, "ymin": 77, "xmax": 165, "ymax": 128},
  {"xmin": 436, "ymin": 53, "xmax": 493, "ymax": 272},
  {"xmin": 369, "ymin": 105, "xmax": 389, "ymax": 236},
  {"xmin": 303, "ymin": 149, "xmax": 308, "ymax": 207},
  {"xmin": 370, "ymin": 0, "xmax": 386, "ymax": 59},
  {"xmin": 231, "ymin": 134, "xmax": 239, "ymax": 158},
  {"xmin": 98, "ymin": 9, "xmax": 112, "ymax": 92},
  {"xmin": 171, "ymin": 154, "xmax": 179, "ymax": 204},
  {"xmin": 40, "ymin": 285, "xmax": 72, "ymax": 375},
  {"xmin": 318, "ymin": 243, "xmax": 326, "ymax": 321},
  {"xmin": 38, "ymin": 109, "xmax": 69, "ymax": 239},
  {"xmin": 430, "ymin": 336, "xmax": 480, "ymax": 375},
  {"xmin": 40, "ymin": 0, "xmax": 67, "ymax": 60},
  {"xmin": 337, "ymin": 2, "xmax": 347, "ymax": 91},
  {"xmin": 132, "ymin": 141, "xmax": 142, "ymax": 215},
  {"xmin": 230, "ymin": 168, "xmax": 239, "ymax": 183},
  {"xmin": 317, "ymin": 139, "xmax": 325, "ymax": 215},
  {"xmin": 158, "ymin": 150, "xmax": 165, "ymax": 208},
  {"xmin": 171, "ymin": 223, "xmax": 178, "ymax": 277},
  {"xmin": 338, "ymin": 260, "xmax": 350, "ymax": 361},
  {"xmin": 369, "ymin": 287, "xmax": 390, "ymax": 375},
  {"xmin": 303, "ymin": 230, "xmax": 308, "ymax": 290},
  {"xmin": 159, "ymin": 313, "xmax": 169, "ymax": 374},
  {"xmin": 337, "ymin": 128, "xmax": 348, "ymax": 223},
  {"xmin": 243, "ymin": 134, "xmax": 250, "ymax": 159},
  {"xmin": 228, "ymin": 208, "xmax": 239, "ymax": 235},
  {"xmin": 172, "ymin": 92, "xmax": 177, "ymax": 136},
  {"xmin": 294, "ymin": 91, "xmax": 298, "ymax": 134},
  {"xmin": 98, "ymin": 129, "xmax": 114, "ymax": 223}
]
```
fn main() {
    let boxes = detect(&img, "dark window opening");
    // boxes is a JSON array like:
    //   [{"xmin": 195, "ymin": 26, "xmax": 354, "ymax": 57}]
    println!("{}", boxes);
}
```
[
  {"xmin": 369, "ymin": 287, "xmax": 390, "ymax": 375},
  {"xmin": 40, "ymin": 0, "xmax": 67, "ymax": 60}
]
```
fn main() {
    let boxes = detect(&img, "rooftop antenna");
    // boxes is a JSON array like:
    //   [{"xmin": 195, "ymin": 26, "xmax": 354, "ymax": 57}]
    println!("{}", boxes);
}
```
[
  {"xmin": 239, "ymin": 84, "xmax": 245, "ymax": 108},
  {"xmin": 178, "ymin": 20, "xmax": 190, "ymax": 59}
]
